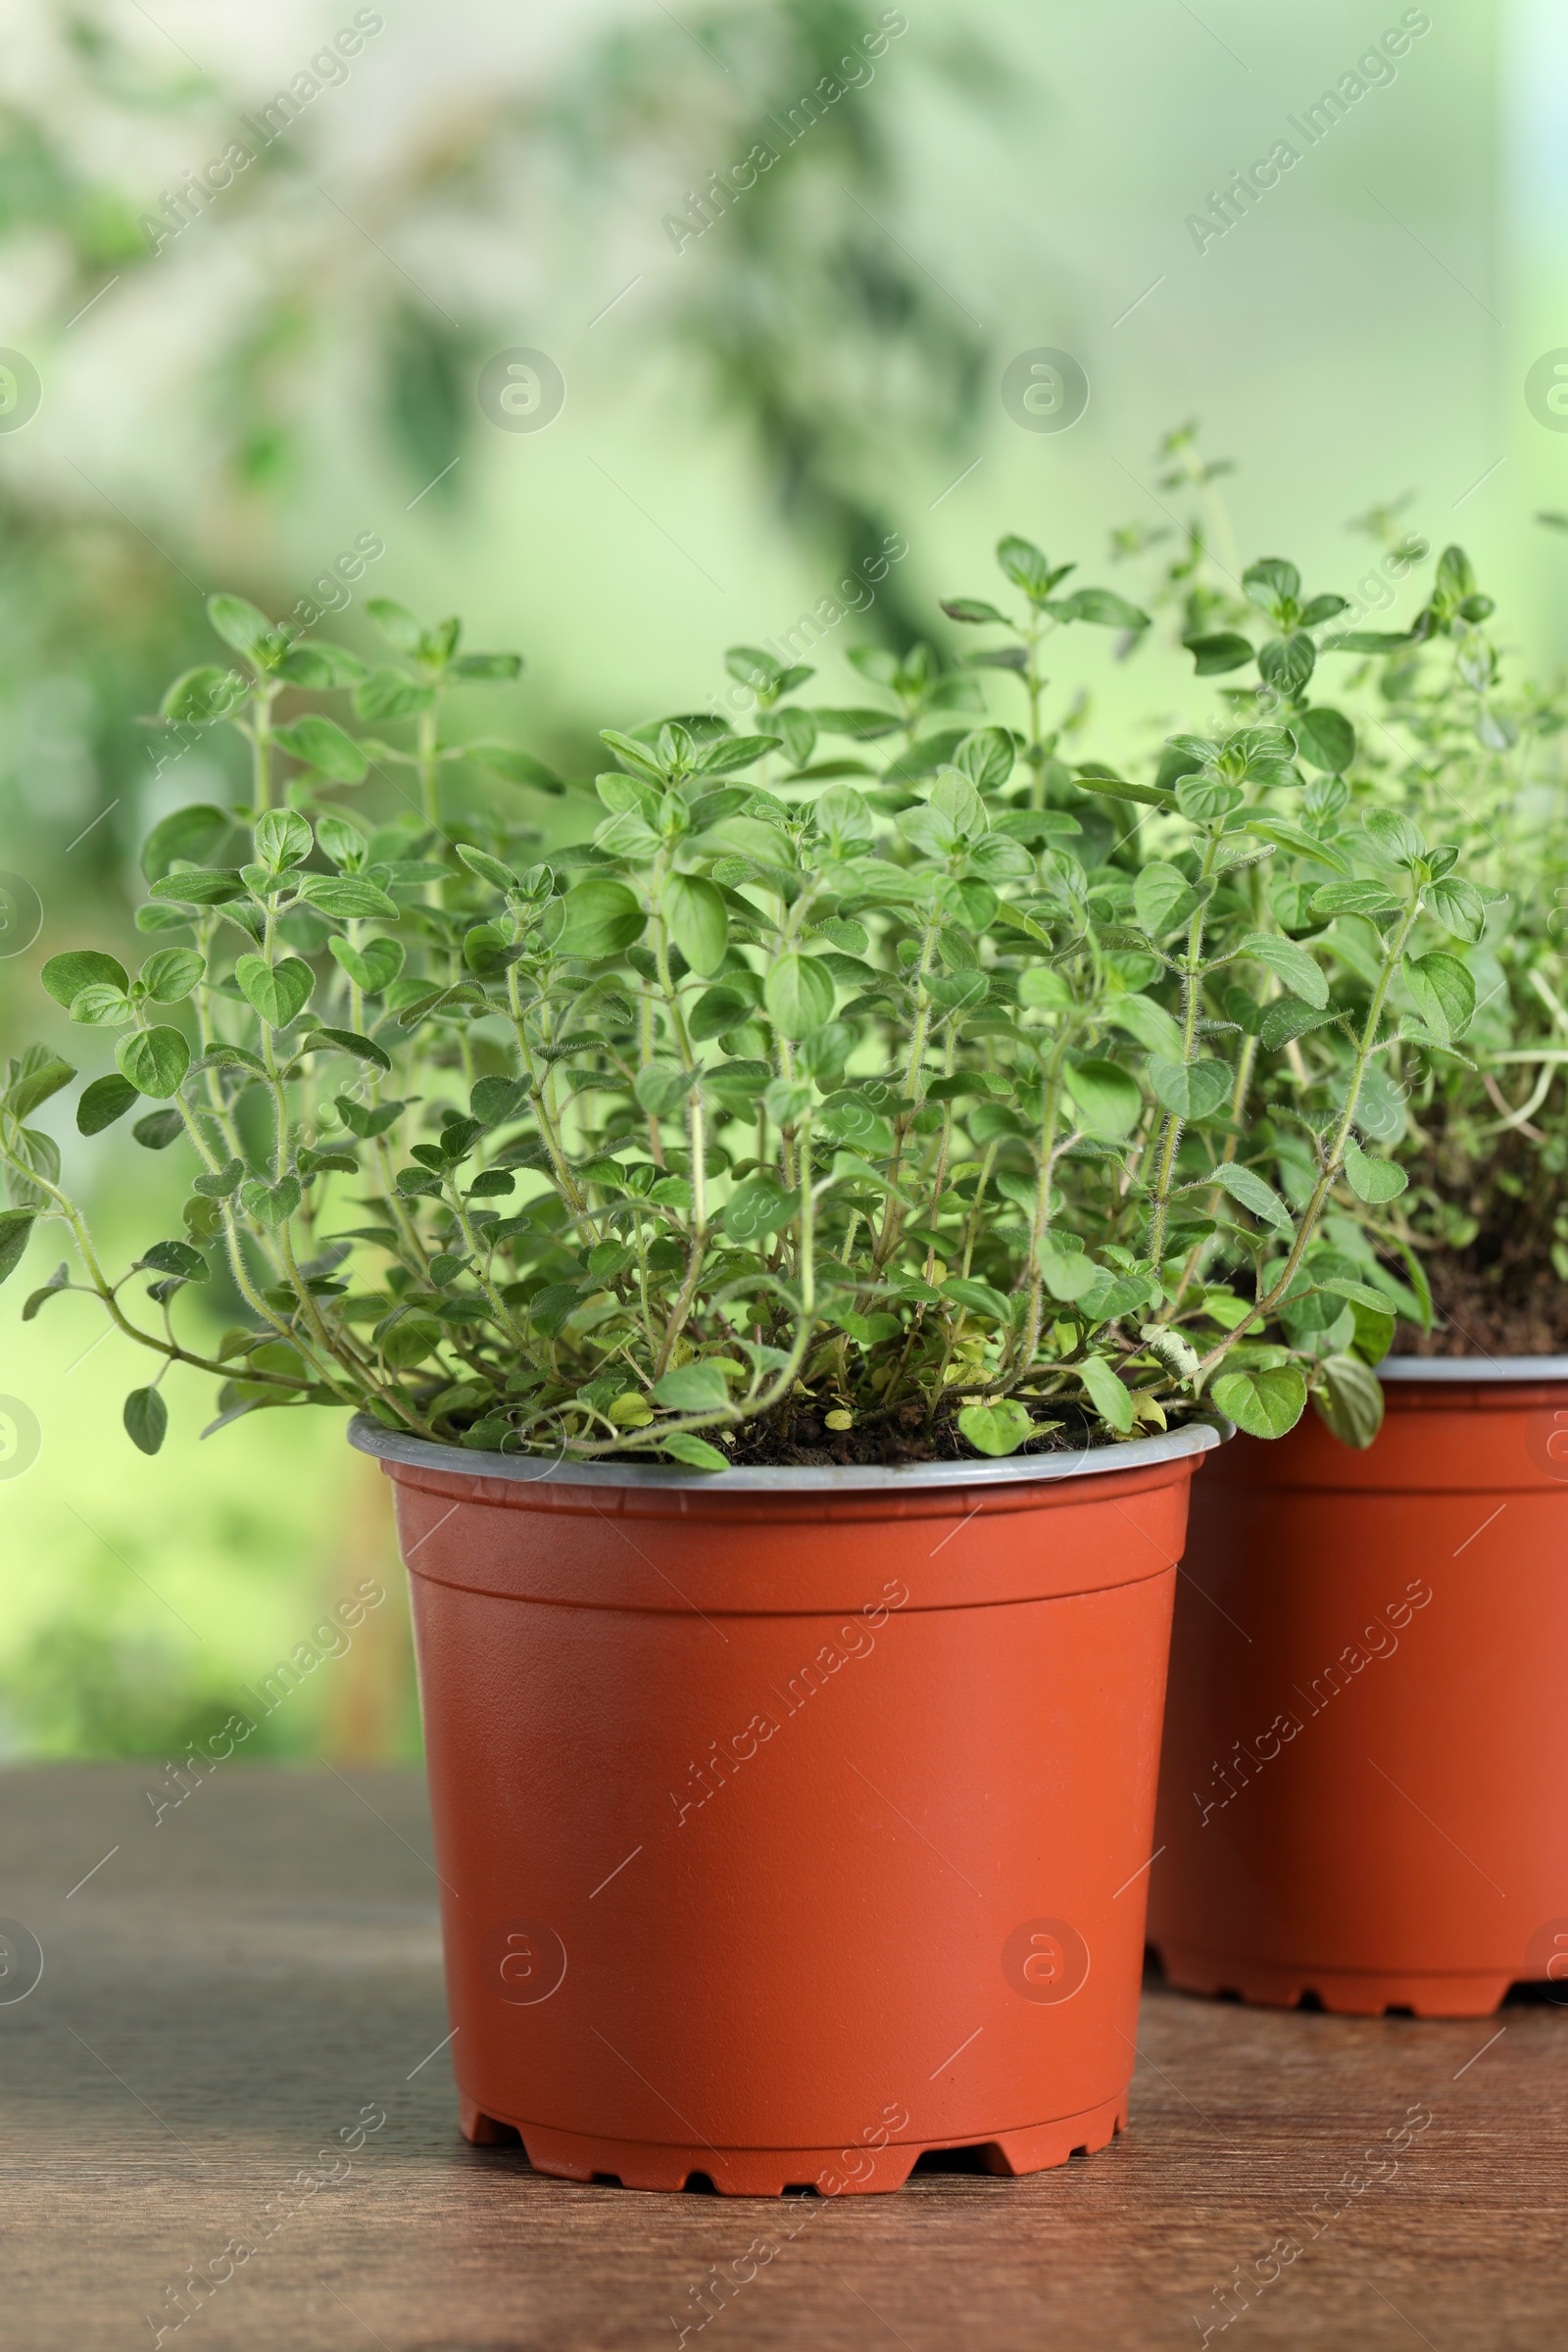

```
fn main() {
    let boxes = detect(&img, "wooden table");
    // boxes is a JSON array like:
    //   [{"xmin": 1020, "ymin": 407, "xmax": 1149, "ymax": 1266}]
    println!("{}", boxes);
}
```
[{"xmin": 3, "ymin": 1766, "xmax": 1562, "ymax": 2350}]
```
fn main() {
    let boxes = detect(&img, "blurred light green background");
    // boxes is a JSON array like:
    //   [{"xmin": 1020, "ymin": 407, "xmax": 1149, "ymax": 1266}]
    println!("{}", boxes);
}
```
[{"xmin": 0, "ymin": 0, "xmax": 1552, "ymax": 1760}]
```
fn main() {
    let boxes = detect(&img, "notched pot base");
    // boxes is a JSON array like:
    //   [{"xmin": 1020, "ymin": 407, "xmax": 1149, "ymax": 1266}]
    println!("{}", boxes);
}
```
[
  {"xmin": 458, "ymin": 2092, "xmax": 1128, "ymax": 2196},
  {"xmin": 1152, "ymin": 1949, "xmax": 1514, "ymax": 2020}
]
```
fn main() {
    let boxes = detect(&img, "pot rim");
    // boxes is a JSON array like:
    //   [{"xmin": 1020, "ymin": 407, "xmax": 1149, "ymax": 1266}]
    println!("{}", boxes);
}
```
[
  {"xmin": 347, "ymin": 1411, "xmax": 1224, "ymax": 1493},
  {"xmin": 1378, "ymin": 1354, "xmax": 1568, "ymax": 1383}
]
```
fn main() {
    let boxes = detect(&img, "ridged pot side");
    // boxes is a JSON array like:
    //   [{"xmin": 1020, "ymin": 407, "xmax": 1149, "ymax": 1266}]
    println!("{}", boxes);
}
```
[
  {"xmin": 352, "ymin": 1418, "xmax": 1218, "ymax": 2195},
  {"xmin": 1149, "ymin": 1368, "xmax": 1568, "ymax": 2018}
]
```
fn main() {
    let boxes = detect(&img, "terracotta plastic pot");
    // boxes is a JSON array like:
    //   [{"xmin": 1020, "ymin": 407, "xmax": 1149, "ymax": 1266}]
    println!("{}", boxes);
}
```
[
  {"xmin": 1149, "ymin": 1357, "xmax": 1568, "ymax": 2018},
  {"xmin": 350, "ymin": 1415, "xmax": 1219, "ymax": 2195}
]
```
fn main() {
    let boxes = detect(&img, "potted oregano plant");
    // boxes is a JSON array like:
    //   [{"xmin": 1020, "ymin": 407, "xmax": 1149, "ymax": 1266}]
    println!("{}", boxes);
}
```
[
  {"xmin": 1129, "ymin": 524, "xmax": 1568, "ymax": 2016},
  {"xmin": 1, "ymin": 546, "xmax": 1481, "ymax": 2186}
]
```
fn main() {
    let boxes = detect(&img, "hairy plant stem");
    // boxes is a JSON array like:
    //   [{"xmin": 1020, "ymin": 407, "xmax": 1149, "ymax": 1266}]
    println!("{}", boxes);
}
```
[{"xmin": 1146, "ymin": 828, "xmax": 1223, "ymax": 1266}]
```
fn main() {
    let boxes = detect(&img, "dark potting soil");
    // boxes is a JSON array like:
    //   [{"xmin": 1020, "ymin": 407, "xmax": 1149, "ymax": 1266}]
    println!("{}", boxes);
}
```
[
  {"xmin": 720, "ymin": 1400, "xmax": 1100, "ymax": 1472},
  {"xmin": 1396, "ymin": 1247, "xmax": 1568, "ymax": 1359}
]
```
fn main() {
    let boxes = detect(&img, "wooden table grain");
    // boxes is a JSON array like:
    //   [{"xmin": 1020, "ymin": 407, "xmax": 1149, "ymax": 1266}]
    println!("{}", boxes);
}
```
[{"xmin": 1, "ymin": 1765, "xmax": 1562, "ymax": 2351}]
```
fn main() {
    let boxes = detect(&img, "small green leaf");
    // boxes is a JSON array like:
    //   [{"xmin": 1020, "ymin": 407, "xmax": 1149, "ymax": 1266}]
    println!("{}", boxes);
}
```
[
  {"xmin": 1423, "ymin": 875, "xmax": 1487, "ymax": 944},
  {"xmin": 1078, "ymin": 1353, "xmax": 1135, "ymax": 1433},
  {"xmin": 1134, "ymin": 861, "xmax": 1198, "ymax": 937},
  {"xmin": 293, "ymin": 875, "xmax": 400, "ymax": 921},
  {"xmin": 996, "ymin": 534, "xmax": 1054, "ymax": 599},
  {"xmin": 941, "ymin": 596, "xmax": 1012, "ymax": 624},
  {"xmin": 23, "ymin": 1264, "xmax": 72, "ymax": 1320},
  {"xmin": 551, "ymin": 877, "xmax": 646, "ymax": 959},
  {"xmin": 240, "ymin": 1175, "xmax": 303, "ymax": 1228},
  {"xmin": 1312, "ymin": 880, "xmax": 1402, "ymax": 919},
  {"xmin": 0, "ymin": 1210, "xmax": 36, "ymax": 1285},
  {"xmin": 693, "ymin": 733, "xmax": 784, "ymax": 775},
  {"xmin": 1314, "ymin": 1352, "xmax": 1385, "ymax": 1449},
  {"xmin": 957, "ymin": 1398, "xmax": 1036, "ymax": 1456},
  {"xmin": 68, "ymin": 984, "xmax": 134, "ymax": 1028},
  {"xmin": 123, "ymin": 1386, "xmax": 169, "ymax": 1454},
  {"xmin": 272, "ymin": 715, "xmax": 368, "ymax": 783},
  {"xmin": 942, "ymin": 1277, "xmax": 1012, "ymax": 1323},
  {"xmin": 1210, "ymin": 1363, "xmax": 1306, "ymax": 1438},
  {"xmin": 1039, "ymin": 1245, "xmax": 1098, "ymax": 1301},
  {"xmin": 1320, "ymin": 1276, "xmax": 1399, "ymax": 1316},
  {"xmin": 689, "ymin": 985, "xmax": 752, "ymax": 1042},
  {"xmin": 661, "ymin": 1432, "xmax": 729, "ymax": 1472},
  {"xmin": 1402, "ymin": 952, "xmax": 1475, "ymax": 1045},
  {"xmin": 132, "ymin": 1109, "xmax": 185, "ymax": 1150},
  {"xmin": 141, "ymin": 805, "xmax": 232, "ymax": 882},
  {"xmin": 6, "ymin": 1055, "xmax": 74, "ymax": 1120},
  {"xmin": 326, "ymin": 935, "xmax": 405, "ymax": 997},
  {"xmin": 1175, "ymin": 773, "xmax": 1244, "ymax": 825},
  {"xmin": 1245, "ymin": 818, "xmax": 1352, "ymax": 876},
  {"xmin": 1292, "ymin": 707, "xmax": 1356, "ymax": 772},
  {"xmin": 1017, "ymin": 965, "xmax": 1073, "ymax": 1011},
  {"xmin": 1243, "ymin": 558, "xmax": 1301, "ymax": 611},
  {"xmin": 160, "ymin": 667, "xmax": 245, "ymax": 726},
  {"xmin": 663, "ymin": 874, "xmax": 729, "ymax": 976},
  {"xmin": 654, "ymin": 1362, "xmax": 732, "ymax": 1413},
  {"xmin": 77, "ymin": 1074, "xmax": 140, "ymax": 1134},
  {"xmin": 299, "ymin": 1027, "xmax": 392, "ymax": 1072},
  {"xmin": 1076, "ymin": 768, "xmax": 1174, "ymax": 810},
  {"xmin": 274, "ymin": 642, "xmax": 367, "ymax": 689},
  {"xmin": 353, "ymin": 668, "xmax": 437, "ymax": 723},
  {"xmin": 1183, "ymin": 631, "xmax": 1254, "ymax": 675},
  {"xmin": 192, "ymin": 1157, "xmax": 244, "ymax": 1198},
  {"xmin": 1048, "ymin": 587, "xmax": 1150, "ymax": 630},
  {"xmin": 1209, "ymin": 1161, "xmax": 1295, "ymax": 1233},
  {"xmin": 1147, "ymin": 1056, "xmax": 1232, "ymax": 1120},
  {"xmin": 366, "ymin": 597, "xmax": 423, "ymax": 651},
  {"xmin": 41, "ymin": 950, "xmax": 128, "ymax": 1008},
  {"xmin": 456, "ymin": 844, "xmax": 516, "ymax": 893},
  {"xmin": 1342, "ymin": 1137, "xmax": 1407, "ymax": 1202},
  {"xmin": 1260, "ymin": 1001, "xmax": 1335, "ymax": 1052},
  {"xmin": 763, "ymin": 952, "xmax": 836, "ymax": 1039},
  {"xmin": 234, "ymin": 955, "xmax": 316, "ymax": 1029},
  {"xmin": 722, "ymin": 1175, "xmax": 796, "ymax": 1242},
  {"xmin": 634, "ymin": 1062, "xmax": 698, "ymax": 1118},
  {"xmin": 139, "ymin": 1239, "xmax": 208, "ymax": 1281},
  {"xmin": 1102, "ymin": 994, "xmax": 1183, "ymax": 1059},
  {"xmin": 1241, "ymin": 932, "xmax": 1328, "ymax": 1009},
  {"xmin": 138, "ymin": 948, "xmax": 205, "ymax": 1004},
  {"xmin": 1258, "ymin": 631, "xmax": 1316, "ymax": 696},
  {"xmin": 1063, "ymin": 1056, "xmax": 1143, "ymax": 1138},
  {"xmin": 253, "ymin": 809, "xmax": 315, "ymax": 871},
  {"xmin": 149, "ymin": 866, "xmax": 247, "ymax": 907},
  {"xmin": 117, "ymin": 1026, "xmax": 191, "ymax": 1099},
  {"xmin": 207, "ymin": 593, "xmax": 274, "ymax": 660},
  {"xmin": 1349, "ymin": 1297, "xmax": 1396, "ymax": 1365}
]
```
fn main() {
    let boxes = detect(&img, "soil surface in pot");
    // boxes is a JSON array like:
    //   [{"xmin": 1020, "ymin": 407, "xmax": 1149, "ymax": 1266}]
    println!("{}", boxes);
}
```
[
  {"xmin": 1396, "ymin": 1240, "xmax": 1568, "ymax": 1357},
  {"xmin": 721, "ymin": 1396, "xmax": 1100, "ymax": 1469}
]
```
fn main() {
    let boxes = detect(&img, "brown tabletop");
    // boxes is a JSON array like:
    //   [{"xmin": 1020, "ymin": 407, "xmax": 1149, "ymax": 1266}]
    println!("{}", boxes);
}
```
[{"xmin": 2, "ymin": 1764, "xmax": 1562, "ymax": 2350}]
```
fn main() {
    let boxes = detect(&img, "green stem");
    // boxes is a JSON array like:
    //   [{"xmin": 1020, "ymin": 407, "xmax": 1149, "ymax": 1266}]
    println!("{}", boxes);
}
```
[{"xmin": 1196, "ymin": 887, "xmax": 1424, "ymax": 1382}]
